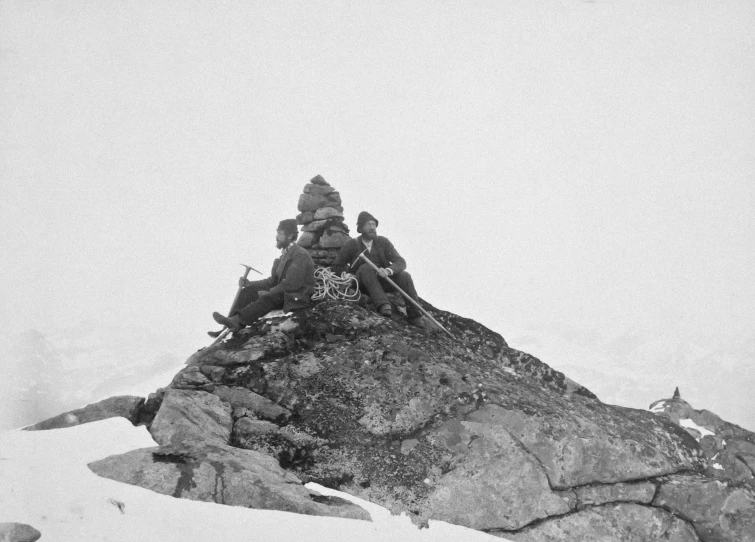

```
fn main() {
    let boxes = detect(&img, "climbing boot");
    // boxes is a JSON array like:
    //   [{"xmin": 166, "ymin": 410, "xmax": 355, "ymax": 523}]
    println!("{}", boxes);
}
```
[
  {"xmin": 378, "ymin": 303, "xmax": 392, "ymax": 317},
  {"xmin": 212, "ymin": 312, "xmax": 243, "ymax": 333},
  {"xmin": 408, "ymin": 315, "xmax": 427, "ymax": 329}
]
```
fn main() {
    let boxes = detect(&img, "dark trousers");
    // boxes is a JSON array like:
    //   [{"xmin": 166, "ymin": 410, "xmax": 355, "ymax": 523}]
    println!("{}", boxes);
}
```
[
  {"xmin": 230, "ymin": 280, "xmax": 285, "ymax": 325},
  {"xmin": 355, "ymin": 266, "xmax": 421, "ymax": 319}
]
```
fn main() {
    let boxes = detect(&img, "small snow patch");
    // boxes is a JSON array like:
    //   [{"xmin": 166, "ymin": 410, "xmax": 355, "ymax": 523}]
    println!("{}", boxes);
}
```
[
  {"xmin": 650, "ymin": 401, "xmax": 667, "ymax": 413},
  {"xmin": 264, "ymin": 310, "xmax": 292, "ymax": 320},
  {"xmin": 712, "ymin": 463, "xmax": 724, "ymax": 470},
  {"xmin": 680, "ymin": 418, "xmax": 715, "ymax": 439}
]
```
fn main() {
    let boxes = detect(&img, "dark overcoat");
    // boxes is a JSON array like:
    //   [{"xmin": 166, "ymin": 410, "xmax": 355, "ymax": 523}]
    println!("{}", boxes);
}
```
[
  {"xmin": 261, "ymin": 243, "xmax": 315, "ymax": 311},
  {"xmin": 332, "ymin": 236, "xmax": 407, "ymax": 275}
]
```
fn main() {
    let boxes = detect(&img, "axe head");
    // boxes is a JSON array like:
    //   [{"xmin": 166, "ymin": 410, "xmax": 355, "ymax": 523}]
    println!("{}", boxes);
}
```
[{"xmin": 349, "ymin": 248, "xmax": 369, "ymax": 270}]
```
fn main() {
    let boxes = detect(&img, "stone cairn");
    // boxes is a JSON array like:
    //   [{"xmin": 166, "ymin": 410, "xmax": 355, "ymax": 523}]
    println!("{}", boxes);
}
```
[{"xmin": 296, "ymin": 175, "xmax": 351, "ymax": 268}]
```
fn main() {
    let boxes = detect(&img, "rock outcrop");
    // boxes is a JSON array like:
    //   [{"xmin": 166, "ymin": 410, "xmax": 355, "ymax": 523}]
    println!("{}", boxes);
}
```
[
  {"xmin": 149, "ymin": 389, "xmax": 232, "ymax": 447},
  {"xmin": 0, "ymin": 523, "xmax": 42, "ymax": 542},
  {"xmin": 652, "ymin": 473, "xmax": 755, "ymax": 542},
  {"xmin": 23, "ymin": 395, "xmax": 143, "ymax": 430}
]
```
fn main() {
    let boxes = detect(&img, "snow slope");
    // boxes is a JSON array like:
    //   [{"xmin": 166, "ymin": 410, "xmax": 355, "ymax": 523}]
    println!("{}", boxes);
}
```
[{"xmin": 0, "ymin": 418, "xmax": 508, "ymax": 541}]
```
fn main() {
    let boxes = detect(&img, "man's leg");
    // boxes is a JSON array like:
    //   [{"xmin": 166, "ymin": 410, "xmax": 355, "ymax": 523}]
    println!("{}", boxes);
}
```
[
  {"xmin": 355, "ymin": 265, "xmax": 390, "ymax": 313},
  {"xmin": 237, "ymin": 292, "xmax": 285, "ymax": 325},
  {"xmin": 210, "ymin": 281, "xmax": 269, "ymax": 336},
  {"xmin": 386, "ymin": 271, "xmax": 422, "ymax": 319},
  {"xmin": 229, "ymin": 280, "xmax": 270, "ymax": 316}
]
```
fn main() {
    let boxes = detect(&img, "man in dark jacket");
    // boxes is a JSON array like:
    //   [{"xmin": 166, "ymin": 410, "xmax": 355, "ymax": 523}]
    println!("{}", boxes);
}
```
[
  {"xmin": 212, "ymin": 219, "xmax": 314, "ymax": 333},
  {"xmin": 332, "ymin": 211, "xmax": 423, "ymax": 324}
]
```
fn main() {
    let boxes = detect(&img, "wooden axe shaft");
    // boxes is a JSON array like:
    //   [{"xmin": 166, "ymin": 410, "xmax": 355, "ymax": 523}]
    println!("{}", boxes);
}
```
[{"xmin": 357, "ymin": 253, "xmax": 456, "ymax": 340}]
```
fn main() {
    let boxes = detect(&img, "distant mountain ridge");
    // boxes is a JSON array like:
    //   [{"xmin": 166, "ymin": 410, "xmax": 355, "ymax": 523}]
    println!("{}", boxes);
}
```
[
  {"xmin": 507, "ymin": 323, "xmax": 755, "ymax": 431},
  {"xmin": 0, "ymin": 320, "xmax": 191, "ymax": 430}
]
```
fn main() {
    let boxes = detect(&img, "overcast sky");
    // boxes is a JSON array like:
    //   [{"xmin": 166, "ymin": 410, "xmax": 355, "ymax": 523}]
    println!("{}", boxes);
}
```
[{"xmin": 1, "ymin": 1, "xmax": 753, "ymax": 401}]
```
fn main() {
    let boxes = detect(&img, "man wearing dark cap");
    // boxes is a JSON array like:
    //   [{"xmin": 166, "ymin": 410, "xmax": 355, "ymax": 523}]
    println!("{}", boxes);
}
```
[
  {"xmin": 332, "ymin": 211, "xmax": 424, "ymax": 325},
  {"xmin": 212, "ymin": 219, "xmax": 314, "ymax": 333}
]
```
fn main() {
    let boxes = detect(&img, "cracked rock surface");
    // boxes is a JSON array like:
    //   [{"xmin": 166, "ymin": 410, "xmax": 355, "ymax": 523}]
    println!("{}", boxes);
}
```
[
  {"xmin": 495, "ymin": 502, "xmax": 701, "ymax": 542},
  {"xmin": 88, "ymin": 443, "xmax": 370, "ymax": 521}
]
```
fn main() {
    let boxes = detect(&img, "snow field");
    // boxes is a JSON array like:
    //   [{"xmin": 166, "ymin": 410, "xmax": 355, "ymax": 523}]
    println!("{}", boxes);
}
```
[{"xmin": 0, "ymin": 418, "xmax": 508, "ymax": 541}]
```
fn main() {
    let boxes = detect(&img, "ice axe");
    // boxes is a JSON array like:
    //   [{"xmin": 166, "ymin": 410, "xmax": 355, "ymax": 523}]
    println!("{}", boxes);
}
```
[
  {"xmin": 208, "ymin": 263, "xmax": 262, "ymax": 342},
  {"xmin": 357, "ymin": 253, "xmax": 456, "ymax": 340}
]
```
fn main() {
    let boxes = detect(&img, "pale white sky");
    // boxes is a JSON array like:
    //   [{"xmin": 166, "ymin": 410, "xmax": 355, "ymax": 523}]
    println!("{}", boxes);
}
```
[{"xmin": 1, "ymin": 2, "xmax": 753, "ymax": 365}]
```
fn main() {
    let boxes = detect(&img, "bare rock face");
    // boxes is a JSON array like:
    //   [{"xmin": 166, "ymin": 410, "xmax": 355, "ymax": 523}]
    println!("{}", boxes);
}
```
[
  {"xmin": 653, "ymin": 474, "xmax": 755, "ymax": 542},
  {"xmin": 88, "ymin": 444, "xmax": 370, "ymax": 521},
  {"xmin": 170, "ymin": 366, "xmax": 213, "ymax": 391},
  {"xmin": 23, "ymin": 395, "xmax": 143, "ymax": 430},
  {"xmin": 574, "ymin": 482, "xmax": 657, "ymax": 508},
  {"xmin": 466, "ymin": 403, "xmax": 701, "ymax": 489},
  {"xmin": 0, "ymin": 523, "xmax": 42, "ymax": 542},
  {"xmin": 211, "ymin": 385, "xmax": 290, "ymax": 423},
  {"xmin": 423, "ymin": 421, "xmax": 570, "ymax": 530},
  {"xmin": 149, "ymin": 389, "xmax": 232, "ymax": 446},
  {"xmin": 498, "ymin": 503, "xmax": 699, "ymax": 542},
  {"xmin": 231, "ymin": 417, "xmax": 325, "ymax": 468}
]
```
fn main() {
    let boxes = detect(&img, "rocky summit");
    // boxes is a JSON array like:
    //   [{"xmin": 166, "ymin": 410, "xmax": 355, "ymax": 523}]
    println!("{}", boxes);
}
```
[{"xmin": 27, "ymin": 292, "xmax": 755, "ymax": 541}]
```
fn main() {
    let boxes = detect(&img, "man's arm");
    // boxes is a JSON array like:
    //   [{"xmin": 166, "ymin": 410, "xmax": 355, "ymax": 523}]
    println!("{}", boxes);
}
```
[
  {"xmin": 331, "ymin": 239, "xmax": 356, "ymax": 275},
  {"xmin": 239, "ymin": 276, "xmax": 274, "ymax": 289},
  {"xmin": 382, "ymin": 237, "xmax": 407, "ymax": 275},
  {"xmin": 239, "ymin": 260, "xmax": 277, "ymax": 289}
]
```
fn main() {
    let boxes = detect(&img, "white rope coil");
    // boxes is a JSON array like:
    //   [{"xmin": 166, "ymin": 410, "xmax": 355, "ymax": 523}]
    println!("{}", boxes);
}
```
[{"xmin": 312, "ymin": 266, "xmax": 361, "ymax": 302}]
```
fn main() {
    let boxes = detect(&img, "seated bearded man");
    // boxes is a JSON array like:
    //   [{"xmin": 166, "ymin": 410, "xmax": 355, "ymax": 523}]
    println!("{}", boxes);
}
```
[
  {"xmin": 332, "ymin": 211, "xmax": 424, "ymax": 326},
  {"xmin": 212, "ymin": 219, "xmax": 314, "ymax": 333}
]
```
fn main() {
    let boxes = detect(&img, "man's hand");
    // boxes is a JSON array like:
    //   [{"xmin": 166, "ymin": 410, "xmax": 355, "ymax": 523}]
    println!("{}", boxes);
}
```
[
  {"xmin": 239, "ymin": 277, "xmax": 251, "ymax": 288},
  {"xmin": 258, "ymin": 290, "xmax": 270, "ymax": 297},
  {"xmin": 377, "ymin": 268, "xmax": 392, "ymax": 279}
]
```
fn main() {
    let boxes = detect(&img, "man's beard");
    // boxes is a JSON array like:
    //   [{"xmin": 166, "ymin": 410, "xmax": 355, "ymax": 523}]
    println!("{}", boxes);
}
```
[
  {"xmin": 276, "ymin": 238, "xmax": 291, "ymax": 249},
  {"xmin": 362, "ymin": 231, "xmax": 377, "ymax": 240}
]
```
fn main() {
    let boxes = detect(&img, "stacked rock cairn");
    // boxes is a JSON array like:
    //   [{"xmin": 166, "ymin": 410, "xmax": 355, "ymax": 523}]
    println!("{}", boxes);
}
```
[{"xmin": 296, "ymin": 175, "xmax": 351, "ymax": 268}]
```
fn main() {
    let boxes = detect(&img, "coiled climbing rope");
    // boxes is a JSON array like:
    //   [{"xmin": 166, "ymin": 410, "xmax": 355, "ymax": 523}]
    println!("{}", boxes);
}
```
[{"xmin": 312, "ymin": 266, "xmax": 361, "ymax": 302}]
